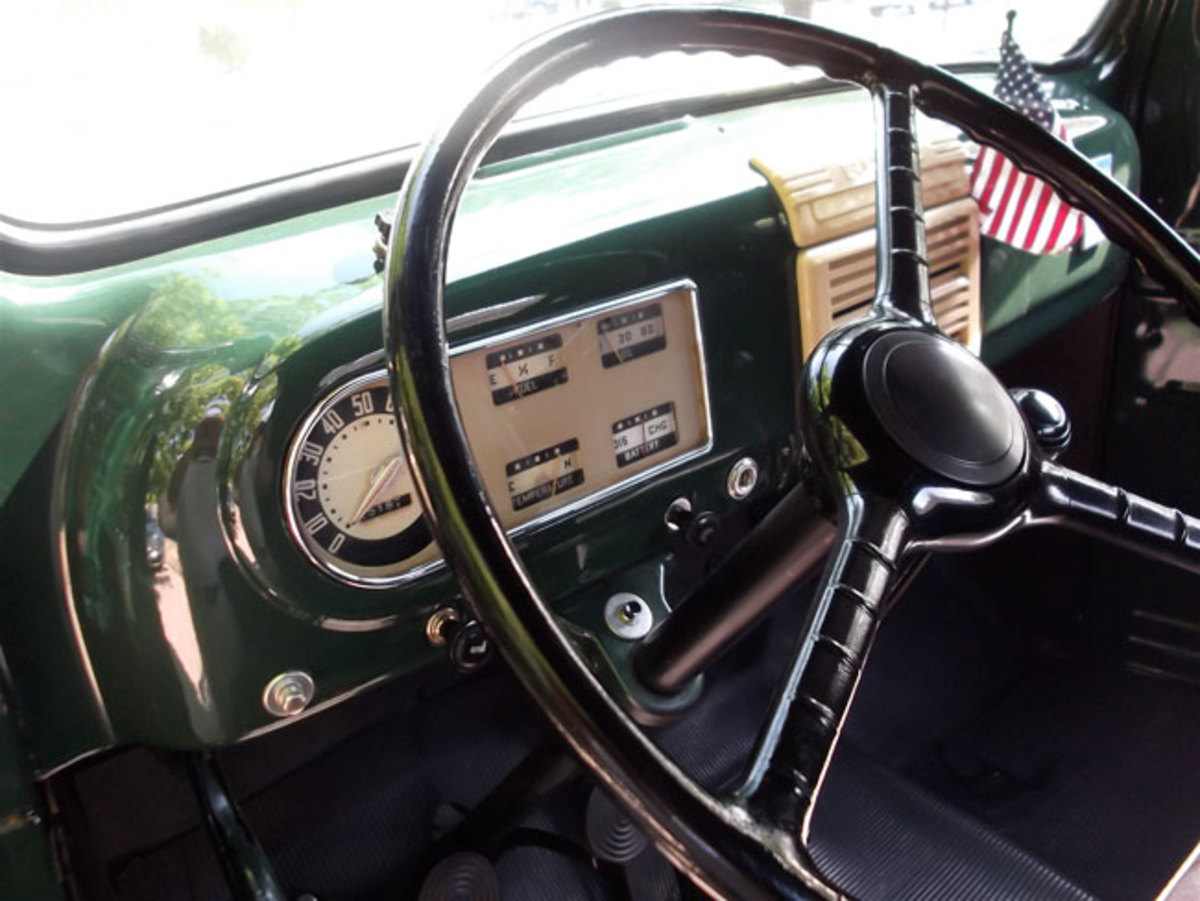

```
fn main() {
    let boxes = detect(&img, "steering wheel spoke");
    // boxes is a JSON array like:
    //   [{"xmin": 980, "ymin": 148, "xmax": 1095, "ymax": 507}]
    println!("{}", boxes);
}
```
[
  {"xmin": 871, "ymin": 83, "xmax": 935, "ymax": 328},
  {"xmin": 738, "ymin": 495, "xmax": 909, "ymax": 843},
  {"xmin": 1033, "ymin": 460, "xmax": 1200, "ymax": 575}
]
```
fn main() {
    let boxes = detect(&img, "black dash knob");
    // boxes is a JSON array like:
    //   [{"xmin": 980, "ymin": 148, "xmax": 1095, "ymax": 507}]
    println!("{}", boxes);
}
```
[
  {"xmin": 447, "ymin": 620, "xmax": 493, "ymax": 673},
  {"xmin": 1011, "ymin": 388, "xmax": 1072, "ymax": 458},
  {"xmin": 686, "ymin": 512, "xmax": 720, "ymax": 547}
]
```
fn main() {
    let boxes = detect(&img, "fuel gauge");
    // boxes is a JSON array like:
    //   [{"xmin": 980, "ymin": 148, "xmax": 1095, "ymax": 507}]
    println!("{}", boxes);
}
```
[{"xmin": 486, "ymin": 333, "xmax": 568, "ymax": 405}]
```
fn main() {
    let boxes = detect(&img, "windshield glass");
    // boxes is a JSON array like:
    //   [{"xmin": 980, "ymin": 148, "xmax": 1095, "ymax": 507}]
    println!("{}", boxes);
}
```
[{"xmin": 1, "ymin": 0, "xmax": 1111, "ymax": 225}]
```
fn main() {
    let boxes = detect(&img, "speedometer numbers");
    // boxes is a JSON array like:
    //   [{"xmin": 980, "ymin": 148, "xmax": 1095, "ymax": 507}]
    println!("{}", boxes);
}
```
[{"xmin": 285, "ymin": 376, "xmax": 435, "ymax": 586}]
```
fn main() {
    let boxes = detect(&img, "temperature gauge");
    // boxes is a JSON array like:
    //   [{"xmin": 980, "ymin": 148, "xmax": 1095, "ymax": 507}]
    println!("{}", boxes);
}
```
[
  {"xmin": 505, "ymin": 439, "xmax": 585, "ymax": 512},
  {"xmin": 597, "ymin": 302, "xmax": 666, "ymax": 368},
  {"xmin": 486, "ymin": 334, "xmax": 568, "ymax": 405},
  {"xmin": 612, "ymin": 403, "xmax": 679, "ymax": 468}
]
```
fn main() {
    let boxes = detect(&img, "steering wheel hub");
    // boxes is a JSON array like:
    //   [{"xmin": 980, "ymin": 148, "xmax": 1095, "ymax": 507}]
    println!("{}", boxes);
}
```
[{"xmin": 863, "ymin": 330, "xmax": 1026, "ymax": 487}]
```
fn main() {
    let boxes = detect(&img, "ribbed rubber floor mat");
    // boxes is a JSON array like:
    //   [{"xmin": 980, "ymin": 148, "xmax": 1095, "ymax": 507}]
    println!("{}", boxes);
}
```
[{"xmin": 811, "ymin": 748, "xmax": 1095, "ymax": 901}]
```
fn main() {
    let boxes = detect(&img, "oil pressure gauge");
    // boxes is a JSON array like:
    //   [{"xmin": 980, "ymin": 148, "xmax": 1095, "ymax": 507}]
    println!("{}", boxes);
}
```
[{"xmin": 283, "ymin": 372, "xmax": 436, "ymax": 587}]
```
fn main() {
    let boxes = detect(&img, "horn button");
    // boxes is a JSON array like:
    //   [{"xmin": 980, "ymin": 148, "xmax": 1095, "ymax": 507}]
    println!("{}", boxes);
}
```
[{"xmin": 863, "ymin": 330, "xmax": 1026, "ymax": 487}]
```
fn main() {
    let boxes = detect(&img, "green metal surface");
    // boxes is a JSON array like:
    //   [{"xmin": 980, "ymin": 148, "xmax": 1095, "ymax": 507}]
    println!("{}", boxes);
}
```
[
  {"xmin": 0, "ymin": 110, "xmax": 792, "ymax": 769},
  {"xmin": 0, "ymin": 74, "xmax": 1138, "ymax": 781}
]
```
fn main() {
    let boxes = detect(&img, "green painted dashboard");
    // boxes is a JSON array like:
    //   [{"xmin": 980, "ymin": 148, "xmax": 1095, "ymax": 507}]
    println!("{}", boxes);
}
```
[{"xmin": 0, "ymin": 77, "xmax": 1135, "ymax": 783}]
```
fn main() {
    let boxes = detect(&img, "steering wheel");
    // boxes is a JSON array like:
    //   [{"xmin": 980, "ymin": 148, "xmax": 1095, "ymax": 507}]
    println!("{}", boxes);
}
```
[{"xmin": 384, "ymin": 9, "xmax": 1200, "ymax": 898}]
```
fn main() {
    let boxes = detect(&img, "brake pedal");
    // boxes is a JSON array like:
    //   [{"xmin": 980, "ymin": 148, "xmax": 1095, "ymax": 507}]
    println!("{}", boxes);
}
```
[
  {"xmin": 585, "ymin": 787, "xmax": 648, "ymax": 864},
  {"xmin": 417, "ymin": 852, "xmax": 500, "ymax": 901}
]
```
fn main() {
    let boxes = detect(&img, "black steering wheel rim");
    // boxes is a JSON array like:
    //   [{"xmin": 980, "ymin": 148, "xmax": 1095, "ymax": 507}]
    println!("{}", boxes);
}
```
[{"xmin": 385, "ymin": 8, "xmax": 1200, "ymax": 898}]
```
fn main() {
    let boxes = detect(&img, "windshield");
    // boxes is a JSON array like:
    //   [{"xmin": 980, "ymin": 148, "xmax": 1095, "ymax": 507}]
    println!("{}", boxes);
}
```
[{"xmin": 1, "ymin": 0, "xmax": 1111, "ymax": 225}]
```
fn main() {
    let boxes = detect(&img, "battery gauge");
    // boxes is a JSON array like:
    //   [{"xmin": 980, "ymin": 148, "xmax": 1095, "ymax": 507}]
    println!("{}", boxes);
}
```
[{"xmin": 612, "ymin": 403, "xmax": 679, "ymax": 468}]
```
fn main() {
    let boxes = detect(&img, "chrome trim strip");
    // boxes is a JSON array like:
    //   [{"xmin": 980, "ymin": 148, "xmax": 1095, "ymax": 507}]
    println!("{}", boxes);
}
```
[
  {"xmin": 446, "ymin": 293, "xmax": 548, "ymax": 334},
  {"xmin": 282, "ymin": 278, "xmax": 713, "ymax": 590},
  {"xmin": 53, "ymin": 524, "xmax": 113, "ymax": 734},
  {"xmin": 49, "ymin": 344, "xmax": 119, "ymax": 741}
]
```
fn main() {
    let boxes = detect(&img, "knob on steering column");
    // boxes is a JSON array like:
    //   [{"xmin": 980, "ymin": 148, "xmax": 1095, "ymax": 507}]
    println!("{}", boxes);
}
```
[{"xmin": 1010, "ymin": 387, "xmax": 1072, "ymax": 459}]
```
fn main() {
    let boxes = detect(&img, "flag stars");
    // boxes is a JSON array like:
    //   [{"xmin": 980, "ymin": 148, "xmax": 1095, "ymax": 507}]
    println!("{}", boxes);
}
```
[{"xmin": 969, "ymin": 23, "xmax": 1086, "ymax": 255}]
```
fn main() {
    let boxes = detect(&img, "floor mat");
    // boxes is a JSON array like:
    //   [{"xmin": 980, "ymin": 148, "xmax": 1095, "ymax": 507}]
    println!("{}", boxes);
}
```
[
  {"xmin": 906, "ymin": 663, "xmax": 1200, "ymax": 900},
  {"xmin": 811, "ymin": 748, "xmax": 1095, "ymax": 901}
]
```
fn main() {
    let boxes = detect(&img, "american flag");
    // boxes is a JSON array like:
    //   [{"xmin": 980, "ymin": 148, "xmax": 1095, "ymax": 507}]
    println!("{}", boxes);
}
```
[{"xmin": 970, "ymin": 28, "xmax": 1084, "ymax": 254}]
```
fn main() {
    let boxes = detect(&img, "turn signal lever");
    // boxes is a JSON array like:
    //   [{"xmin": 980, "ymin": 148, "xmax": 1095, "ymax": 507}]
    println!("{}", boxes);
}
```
[{"xmin": 1010, "ymin": 388, "xmax": 1072, "ymax": 459}]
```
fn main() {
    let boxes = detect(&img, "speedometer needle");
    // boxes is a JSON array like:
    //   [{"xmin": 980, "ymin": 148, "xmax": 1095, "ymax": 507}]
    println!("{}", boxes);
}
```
[{"xmin": 347, "ymin": 456, "xmax": 404, "ymax": 527}]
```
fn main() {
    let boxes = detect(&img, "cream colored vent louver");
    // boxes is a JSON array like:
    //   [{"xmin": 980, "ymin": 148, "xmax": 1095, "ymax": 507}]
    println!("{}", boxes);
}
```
[
  {"xmin": 752, "ymin": 138, "xmax": 981, "ymax": 359},
  {"xmin": 795, "ymin": 198, "xmax": 980, "ymax": 357}
]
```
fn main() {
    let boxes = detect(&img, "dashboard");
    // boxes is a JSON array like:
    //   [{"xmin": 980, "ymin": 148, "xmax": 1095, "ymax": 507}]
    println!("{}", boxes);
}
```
[{"xmin": 3, "ymin": 81, "xmax": 1137, "ymax": 773}]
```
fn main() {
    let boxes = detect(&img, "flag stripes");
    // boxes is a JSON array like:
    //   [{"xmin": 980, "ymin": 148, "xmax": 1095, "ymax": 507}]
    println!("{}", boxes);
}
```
[{"xmin": 968, "ymin": 29, "xmax": 1085, "ymax": 255}]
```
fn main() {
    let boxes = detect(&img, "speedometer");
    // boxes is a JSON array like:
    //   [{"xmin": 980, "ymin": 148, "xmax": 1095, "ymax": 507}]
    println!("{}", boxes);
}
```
[{"xmin": 283, "ymin": 373, "xmax": 437, "ymax": 587}]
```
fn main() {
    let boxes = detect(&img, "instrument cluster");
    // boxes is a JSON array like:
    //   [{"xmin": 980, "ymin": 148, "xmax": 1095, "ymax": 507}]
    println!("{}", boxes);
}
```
[{"xmin": 283, "ymin": 281, "xmax": 712, "ymax": 587}]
